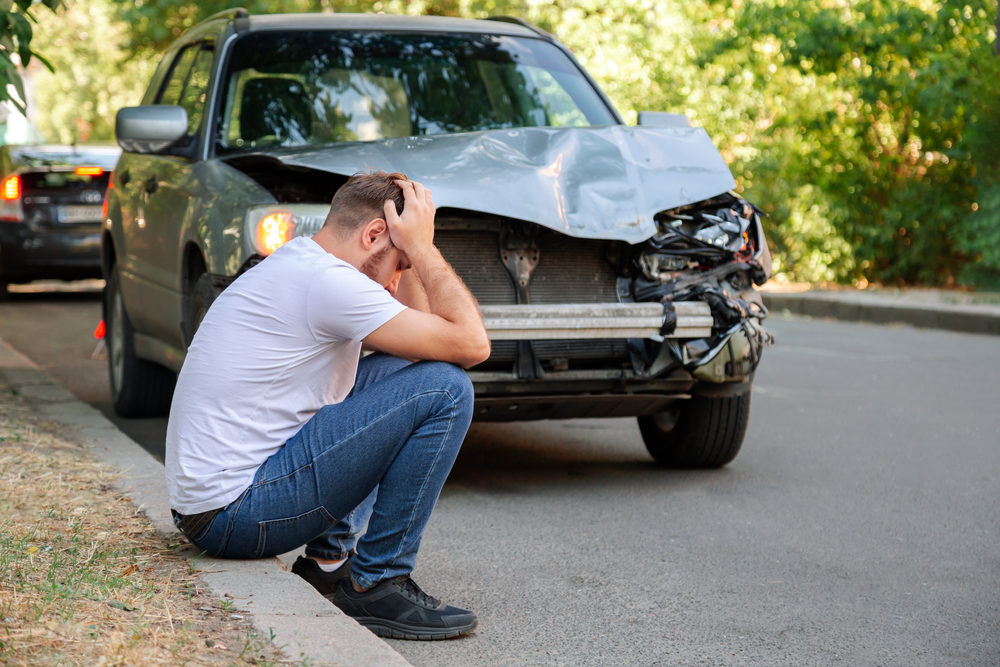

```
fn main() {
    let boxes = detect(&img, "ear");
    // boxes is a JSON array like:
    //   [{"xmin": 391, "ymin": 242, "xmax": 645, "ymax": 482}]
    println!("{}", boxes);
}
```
[{"xmin": 360, "ymin": 218, "xmax": 388, "ymax": 250}]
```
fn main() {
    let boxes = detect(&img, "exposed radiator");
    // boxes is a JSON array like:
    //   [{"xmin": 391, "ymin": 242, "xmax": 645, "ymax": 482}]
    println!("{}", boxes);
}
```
[
  {"xmin": 435, "ymin": 228, "xmax": 628, "ymax": 369},
  {"xmin": 434, "ymin": 229, "xmax": 620, "ymax": 305}
]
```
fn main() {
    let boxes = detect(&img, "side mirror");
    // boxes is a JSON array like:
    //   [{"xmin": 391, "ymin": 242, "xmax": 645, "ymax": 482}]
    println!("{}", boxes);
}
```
[
  {"xmin": 116, "ymin": 106, "xmax": 189, "ymax": 154},
  {"xmin": 637, "ymin": 111, "xmax": 692, "ymax": 128}
]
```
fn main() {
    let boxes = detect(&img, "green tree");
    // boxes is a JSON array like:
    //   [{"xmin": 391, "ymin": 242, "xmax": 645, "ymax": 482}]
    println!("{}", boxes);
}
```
[
  {"xmin": 110, "ymin": 0, "xmax": 337, "ymax": 56},
  {"xmin": 30, "ymin": 0, "xmax": 156, "ymax": 143},
  {"xmin": 85, "ymin": 1, "xmax": 1000, "ymax": 287},
  {"xmin": 0, "ymin": 0, "xmax": 62, "ymax": 114},
  {"xmin": 696, "ymin": 0, "xmax": 1000, "ymax": 287}
]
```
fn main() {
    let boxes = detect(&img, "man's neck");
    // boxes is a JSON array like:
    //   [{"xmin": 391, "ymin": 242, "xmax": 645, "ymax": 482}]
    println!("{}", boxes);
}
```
[{"xmin": 312, "ymin": 226, "xmax": 363, "ymax": 271}]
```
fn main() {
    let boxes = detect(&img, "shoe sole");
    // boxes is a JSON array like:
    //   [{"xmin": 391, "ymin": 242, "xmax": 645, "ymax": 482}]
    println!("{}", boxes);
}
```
[{"xmin": 357, "ymin": 617, "xmax": 478, "ymax": 641}]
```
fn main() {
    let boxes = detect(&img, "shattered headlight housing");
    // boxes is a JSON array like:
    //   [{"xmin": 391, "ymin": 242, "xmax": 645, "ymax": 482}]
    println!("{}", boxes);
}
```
[
  {"xmin": 633, "ymin": 193, "xmax": 770, "ymax": 290},
  {"xmin": 628, "ymin": 192, "xmax": 775, "ymax": 381},
  {"xmin": 637, "ymin": 252, "xmax": 690, "ymax": 280}
]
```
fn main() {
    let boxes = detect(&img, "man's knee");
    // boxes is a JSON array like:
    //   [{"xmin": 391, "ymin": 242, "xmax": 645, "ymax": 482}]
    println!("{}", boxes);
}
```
[
  {"xmin": 419, "ymin": 361, "xmax": 474, "ymax": 405},
  {"xmin": 351, "ymin": 354, "xmax": 413, "ymax": 396}
]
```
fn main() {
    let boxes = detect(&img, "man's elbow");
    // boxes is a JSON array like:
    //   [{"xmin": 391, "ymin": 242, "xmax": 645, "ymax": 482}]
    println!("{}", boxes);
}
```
[{"xmin": 458, "ymin": 334, "xmax": 491, "ymax": 369}]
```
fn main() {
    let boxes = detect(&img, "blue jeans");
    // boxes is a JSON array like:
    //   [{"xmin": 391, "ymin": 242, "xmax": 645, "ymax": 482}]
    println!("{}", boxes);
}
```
[{"xmin": 180, "ymin": 354, "xmax": 474, "ymax": 589}]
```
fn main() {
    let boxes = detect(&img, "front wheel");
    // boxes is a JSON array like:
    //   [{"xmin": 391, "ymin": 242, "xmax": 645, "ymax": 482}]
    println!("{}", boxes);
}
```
[
  {"xmin": 104, "ymin": 268, "xmax": 175, "ymax": 417},
  {"xmin": 638, "ymin": 385, "xmax": 752, "ymax": 468}
]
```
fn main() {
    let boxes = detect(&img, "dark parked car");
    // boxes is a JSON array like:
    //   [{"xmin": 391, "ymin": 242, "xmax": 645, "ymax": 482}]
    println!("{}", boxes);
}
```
[
  {"xmin": 0, "ymin": 144, "xmax": 119, "ymax": 296},
  {"xmin": 105, "ymin": 10, "xmax": 773, "ymax": 467}
]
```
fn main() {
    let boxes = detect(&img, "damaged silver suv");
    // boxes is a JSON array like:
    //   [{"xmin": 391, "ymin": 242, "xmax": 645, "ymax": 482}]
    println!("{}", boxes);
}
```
[{"xmin": 105, "ymin": 10, "xmax": 773, "ymax": 468}]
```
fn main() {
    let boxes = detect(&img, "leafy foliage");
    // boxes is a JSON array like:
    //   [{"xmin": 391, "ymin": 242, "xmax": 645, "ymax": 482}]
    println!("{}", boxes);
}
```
[
  {"xmin": 690, "ymin": 0, "xmax": 1000, "ymax": 286},
  {"xmin": 30, "ymin": 0, "xmax": 157, "ymax": 144},
  {"xmin": 28, "ymin": 0, "xmax": 1000, "ymax": 287},
  {"xmin": 0, "ymin": 0, "xmax": 62, "ymax": 114}
]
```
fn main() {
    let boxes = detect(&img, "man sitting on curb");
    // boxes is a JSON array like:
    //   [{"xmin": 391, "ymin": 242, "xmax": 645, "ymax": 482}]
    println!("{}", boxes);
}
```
[{"xmin": 165, "ymin": 171, "xmax": 490, "ymax": 640}]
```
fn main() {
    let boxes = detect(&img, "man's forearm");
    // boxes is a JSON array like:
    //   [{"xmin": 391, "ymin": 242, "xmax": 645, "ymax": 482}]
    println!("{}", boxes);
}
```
[
  {"xmin": 409, "ymin": 245, "xmax": 484, "ymax": 331},
  {"xmin": 395, "ymin": 268, "xmax": 431, "ymax": 312}
]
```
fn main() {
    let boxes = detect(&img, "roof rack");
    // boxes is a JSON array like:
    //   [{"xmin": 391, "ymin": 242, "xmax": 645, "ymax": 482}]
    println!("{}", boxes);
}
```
[
  {"xmin": 486, "ymin": 16, "xmax": 555, "ymax": 41},
  {"xmin": 201, "ymin": 7, "xmax": 250, "ymax": 23}
]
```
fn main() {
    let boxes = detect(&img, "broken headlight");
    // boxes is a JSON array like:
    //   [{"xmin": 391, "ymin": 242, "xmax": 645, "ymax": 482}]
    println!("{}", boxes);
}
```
[{"xmin": 633, "ymin": 194, "xmax": 767, "ymax": 287}]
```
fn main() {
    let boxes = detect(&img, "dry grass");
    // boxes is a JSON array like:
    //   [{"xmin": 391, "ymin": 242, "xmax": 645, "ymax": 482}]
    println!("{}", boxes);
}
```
[{"xmin": 0, "ymin": 386, "xmax": 298, "ymax": 666}]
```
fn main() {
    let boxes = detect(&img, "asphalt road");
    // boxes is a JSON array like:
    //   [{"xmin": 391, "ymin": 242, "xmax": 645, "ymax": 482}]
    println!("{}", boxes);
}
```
[{"xmin": 1, "ymin": 282, "xmax": 998, "ymax": 666}]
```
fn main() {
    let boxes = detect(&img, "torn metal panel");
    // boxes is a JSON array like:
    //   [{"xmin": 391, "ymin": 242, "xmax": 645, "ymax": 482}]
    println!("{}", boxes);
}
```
[
  {"xmin": 688, "ymin": 317, "xmax": 773, "ymax": 383},
  {"xmin": 272, "ymin": 125, "xmax": 736, "ymax": 244}
]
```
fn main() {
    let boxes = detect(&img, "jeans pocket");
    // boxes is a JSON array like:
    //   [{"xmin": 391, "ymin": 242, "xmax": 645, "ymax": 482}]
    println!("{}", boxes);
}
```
[{"xmin": 255, "ymin": 506, "xmax": 336, "ymax": 558}]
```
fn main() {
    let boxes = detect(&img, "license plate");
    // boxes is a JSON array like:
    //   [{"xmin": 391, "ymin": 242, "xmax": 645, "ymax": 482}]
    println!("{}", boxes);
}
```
[{"xmin": 57, "ymin": 205, "xmax": 102, "ymax": 223}]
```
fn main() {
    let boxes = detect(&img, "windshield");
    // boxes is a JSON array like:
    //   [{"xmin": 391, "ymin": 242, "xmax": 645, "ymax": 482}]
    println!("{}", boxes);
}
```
[{"xmin": 215, "ymin": 30, "xmax": 616, "ymax": 153}]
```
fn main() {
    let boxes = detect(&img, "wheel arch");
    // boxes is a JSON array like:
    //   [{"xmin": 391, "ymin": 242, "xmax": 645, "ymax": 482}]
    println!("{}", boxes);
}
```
[
  {"xmin": 182, "ymin": 241, "xmax": 208, "ymax": 295},
  {"xmin": 101, "ymin": 230, "xmax": 117, "ymax": 279}
]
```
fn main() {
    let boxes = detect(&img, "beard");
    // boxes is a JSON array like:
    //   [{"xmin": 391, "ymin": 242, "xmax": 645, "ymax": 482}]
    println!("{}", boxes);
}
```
[{"xmin": 360, "ymin": 245, "xmax": 393, "ymax": 283}]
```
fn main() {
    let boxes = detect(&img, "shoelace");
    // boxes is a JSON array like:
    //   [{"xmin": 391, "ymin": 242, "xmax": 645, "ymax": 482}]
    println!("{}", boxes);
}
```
[{"xmin": 396, "ymin": 576, "xmax": 440, "ymax": 607}]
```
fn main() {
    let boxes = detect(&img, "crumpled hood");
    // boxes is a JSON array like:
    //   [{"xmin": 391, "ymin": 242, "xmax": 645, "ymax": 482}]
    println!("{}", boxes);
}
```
[{"xmin": 274, "ymin": 125, "xmax": 736, "ymax": 244}]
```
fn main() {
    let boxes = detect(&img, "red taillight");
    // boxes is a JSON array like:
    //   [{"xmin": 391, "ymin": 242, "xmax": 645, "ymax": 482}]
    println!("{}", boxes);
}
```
[
  {"xmin": 101, "ymin": 173, "xmax": 113, "ymax": 221},
  {"xmin": 94, "ymin": 320, "xmax": 106, "ymax": 339},
  {"xmin": 1, "ymin": 175, "xmax": 21, "ymax": 200},
  {"xmin": 75, "ymin": 166, "xmax": 104, "ymax": 176}
]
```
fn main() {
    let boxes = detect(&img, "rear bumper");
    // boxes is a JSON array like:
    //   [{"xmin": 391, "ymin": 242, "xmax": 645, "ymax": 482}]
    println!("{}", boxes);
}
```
[{"xmin": 0, "ymin": 222, "xmax": 101, "ymax": 281}]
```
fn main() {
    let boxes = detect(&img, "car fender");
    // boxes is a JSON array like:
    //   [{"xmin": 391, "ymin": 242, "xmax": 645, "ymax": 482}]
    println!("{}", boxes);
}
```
[{"xmin": 180, "ymin": 159, "xmax": 277, "ymax": 281}]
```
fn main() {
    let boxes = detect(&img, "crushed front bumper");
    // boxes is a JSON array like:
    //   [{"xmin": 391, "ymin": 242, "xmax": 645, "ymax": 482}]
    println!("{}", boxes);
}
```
[
  {"xmin": 479, "ymin": 302, "xmax": 713, "ymax": 341},
  {"xmin": 469, "ymin": 300, "xmax": 771, "ymax": 421}
]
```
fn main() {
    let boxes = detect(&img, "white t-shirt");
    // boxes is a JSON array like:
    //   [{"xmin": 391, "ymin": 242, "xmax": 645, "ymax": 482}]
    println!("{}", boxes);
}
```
[{"xmin": 165, "ymin": 236, "xmax": 406, "ymax": 515}]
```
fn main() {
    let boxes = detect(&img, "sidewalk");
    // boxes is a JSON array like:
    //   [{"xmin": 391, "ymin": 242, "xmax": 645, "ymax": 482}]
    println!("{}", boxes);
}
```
[
  {"xmin": 761, "ymin": 285, "xmax": 1000, "ymax": 335},
  {"xmin": 0, "ymin": 339, "xmax": 412, "ymax": 667}
]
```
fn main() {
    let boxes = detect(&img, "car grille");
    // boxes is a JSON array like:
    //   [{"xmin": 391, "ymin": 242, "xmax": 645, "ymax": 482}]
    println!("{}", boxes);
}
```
[
  {"xmin": 435, "ymin": 229, "xmax": 620, "ymax": 304},
  {"xmin": 435, "ymin": 228, "xmax": 629, "ymax": 368},
  {"xmin": 435, "ymin": 230, "xmax": 516, "ymax": 304}
]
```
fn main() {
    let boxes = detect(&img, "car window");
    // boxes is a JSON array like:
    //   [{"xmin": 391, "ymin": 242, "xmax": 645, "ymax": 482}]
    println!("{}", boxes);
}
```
[
  {"xmin": 157, "ymin": 46, "xmax": 199, "ymax": 106},
  {"xmin": 216, "ymin": 31, "xmax": 616, "ymax": 153},
  {"xmin": 522, "ymin": 68, "xmax": 590, "ymax": 127},
  {"xmin": 179, "ymin": 47, "xmax": 214, "ymax": 135},
  {"xmin": 157, "ymin": 42, "xmax": 215, "ymax": 138}
]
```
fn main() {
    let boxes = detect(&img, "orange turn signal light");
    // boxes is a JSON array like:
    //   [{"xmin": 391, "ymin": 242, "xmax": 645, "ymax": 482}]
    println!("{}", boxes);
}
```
[
  {"xmin": 1, "ymin": 174, "xmax": 21, "ymax": 200},
  {"xmin": 256, "ymin": 212, "xmax": 295, "ymax": 254},
  {"xmin": 75, "ymin": 166, "xmax": 104, "ymax": 176}
]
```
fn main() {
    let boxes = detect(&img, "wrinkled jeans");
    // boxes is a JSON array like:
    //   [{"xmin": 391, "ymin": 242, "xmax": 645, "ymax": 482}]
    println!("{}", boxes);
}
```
[{"xmin": 180, "ymin": 354, "xmax": 473, "ymax": 589}]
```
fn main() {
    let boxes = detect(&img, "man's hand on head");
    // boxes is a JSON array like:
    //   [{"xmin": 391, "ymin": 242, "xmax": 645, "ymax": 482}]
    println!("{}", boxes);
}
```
[{"xmin": 384, "ymin": 179, "xmax": 435, "ymax": 257}]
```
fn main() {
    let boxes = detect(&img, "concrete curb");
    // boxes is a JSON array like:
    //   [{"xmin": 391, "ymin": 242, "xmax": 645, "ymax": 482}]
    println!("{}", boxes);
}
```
[
  {"xmin": 762, "ymin": 291, "xmax": 1000, "ymax": 335},
  {"xmin": 0, "ymin": 340, "xmax": 412, "ymax": 667}
]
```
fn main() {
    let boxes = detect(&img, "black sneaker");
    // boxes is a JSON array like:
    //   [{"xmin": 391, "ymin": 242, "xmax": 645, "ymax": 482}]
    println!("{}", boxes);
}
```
[
  {"xmin": 332, "ymin": 575, "xmax": 477, "ymax": 640},
  {"xmin": 291, "ymin": 554, "xmax": 354, "ymax": 601}
]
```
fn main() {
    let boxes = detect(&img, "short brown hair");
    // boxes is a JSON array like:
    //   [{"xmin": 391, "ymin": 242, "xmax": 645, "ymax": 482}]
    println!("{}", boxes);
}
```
[{"xmin": 324, "ymin": 170, "xmax": 407, "ymax": 235}]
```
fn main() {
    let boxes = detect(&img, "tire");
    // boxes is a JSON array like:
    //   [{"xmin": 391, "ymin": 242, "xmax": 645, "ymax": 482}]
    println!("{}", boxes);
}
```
[
  {"xmin": 104, "ymin": 268, "xmax": 176, "ymax": 417},
  {"xmin": 638, "ymin": 385, "xmax": 752, "ymax": 468},
  {"xmin": 181, "ymin": 272, "xmax": 219, "ymax": 348}
]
